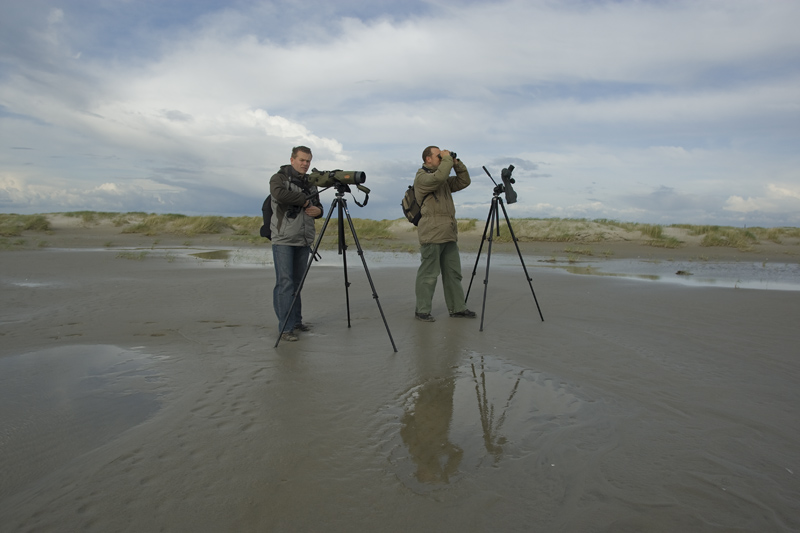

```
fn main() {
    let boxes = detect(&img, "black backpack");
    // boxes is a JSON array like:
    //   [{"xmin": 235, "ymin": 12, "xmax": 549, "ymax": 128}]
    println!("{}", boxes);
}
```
[
  {"xmin": 259, "ymin": 196, "xmax": 272, "ymax": 240},
  {"xmin": 401, "ymin": 186, "xmax": 429, "ymax": 226}
]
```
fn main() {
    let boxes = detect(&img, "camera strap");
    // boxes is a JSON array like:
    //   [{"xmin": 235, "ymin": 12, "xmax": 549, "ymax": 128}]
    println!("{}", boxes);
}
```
[{"xmin": 351, "ymin": 183, "xmax": 370, "ymax": 207}]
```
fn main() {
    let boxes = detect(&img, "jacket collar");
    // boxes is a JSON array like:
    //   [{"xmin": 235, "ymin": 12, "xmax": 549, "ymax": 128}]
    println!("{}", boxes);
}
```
[{"xmin": 281, "ymin": 164, "xmax": 305, "ymax": 179}]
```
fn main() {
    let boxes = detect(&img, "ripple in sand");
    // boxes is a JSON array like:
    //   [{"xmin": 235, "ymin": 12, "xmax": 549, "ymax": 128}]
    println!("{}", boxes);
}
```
[{"xmin": 0, "ymin": 345, "xmax": 164, "ymax": 499}]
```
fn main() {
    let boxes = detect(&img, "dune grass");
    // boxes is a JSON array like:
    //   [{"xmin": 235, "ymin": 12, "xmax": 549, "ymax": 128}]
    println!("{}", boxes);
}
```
[
  {"xmin": 458, "ymin": 219, "xmax": 478, "ymax": 232},
  {"xmin": 0, "ymin": 214, "xmax": 50, "ymax": 236},
  {"xmin": 3, "ymin": 213, "xmax": 799, "ymax": 256},
  {"xmin": 119, "ymin": 214, "xmax": 263, "ymax": 237},
  {"xmin": 486, "ymin": 218, "xmax": 593, "ymax": 243},
  {"xmin": 670, "ymin": 224, "xmax": 800, "ymax": 250},
  {"xmin": 116, "ymin": 251, "xmax": 150, "ymax": 261},
  {"xmin": 315, "ymin": 218, "xmax": 409, "ymax": 251},
  {"xmin": 699, "ymin": 228, "xmax": 759, "ymax": 251},
  {"xmin": 478, "ymin": 218, "xmax": 671, "ymax": 245},
  {"xmin": 470, "ymin": 218, "xmax": 797, "ymax": 251},
  {"xmin": 61, "ymin": 211, "xmax": 129, "ymax": 227}
]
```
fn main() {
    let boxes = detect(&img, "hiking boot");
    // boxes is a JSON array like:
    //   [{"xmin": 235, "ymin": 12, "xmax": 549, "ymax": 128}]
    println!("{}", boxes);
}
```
[
  {"xmin": 415, "ymin": 312, "xmax": 435, "ymax": 322},
  {"xmin": 449, "ymin": 309, "xmax": 477, "ymax": 318},
  {"xmin": 294, "ymin": 323, "xmax": 311, "ymax": 332},
  {"xmin": 280, "ymin": 331, "xmax": 299, "ymax": 342}
]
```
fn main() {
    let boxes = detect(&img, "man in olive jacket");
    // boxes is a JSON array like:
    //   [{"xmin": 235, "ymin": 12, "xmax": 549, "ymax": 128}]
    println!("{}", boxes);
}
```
[
  {"xmin": 413, "ymin": 145, "xmax": 476, "ymax": 322},
  {"xmin": 269, "ymin": 146, "xmax": 324, "ymax": 341}
]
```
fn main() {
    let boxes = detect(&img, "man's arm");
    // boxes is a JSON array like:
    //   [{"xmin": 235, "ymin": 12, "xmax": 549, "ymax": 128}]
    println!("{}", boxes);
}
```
[
  {"xmin": 448, "ymin": 158, "xmax": 471, "ymax": 193},
  {"xmin": 415, "ymin": 157, "xmax": 454, "ymax": 195},
  {"xmin": 270, "ymin": 173, "xmax": 306, "ymax": 206}
]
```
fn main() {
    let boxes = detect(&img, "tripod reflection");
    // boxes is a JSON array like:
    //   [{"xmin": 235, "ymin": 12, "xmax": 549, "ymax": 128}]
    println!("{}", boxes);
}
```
[
  {"xmin": 396, "ymin": 355, "xmax": 527, "ymax": 488},
  {"xmin": 471, "ymin": 356, "xmax": 522, "ymax": 464}
]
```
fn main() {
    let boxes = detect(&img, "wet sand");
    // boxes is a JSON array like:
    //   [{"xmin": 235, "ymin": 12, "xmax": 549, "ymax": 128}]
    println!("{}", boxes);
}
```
[{"xmin": 1, "ymin": 236, "xmax": 800, "ymax": 531}]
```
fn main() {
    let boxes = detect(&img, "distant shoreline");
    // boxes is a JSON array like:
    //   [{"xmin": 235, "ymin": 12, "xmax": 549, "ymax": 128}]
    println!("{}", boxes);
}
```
[{"xmin": 2, "ymin": 212, "xmax": 799, "ymax": 265}]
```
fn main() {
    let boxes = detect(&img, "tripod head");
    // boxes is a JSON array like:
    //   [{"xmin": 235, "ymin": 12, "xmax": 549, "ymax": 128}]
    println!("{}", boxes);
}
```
[{"xmin": 482, "ymin": 165, "xmax": 518, "ymax": 204}]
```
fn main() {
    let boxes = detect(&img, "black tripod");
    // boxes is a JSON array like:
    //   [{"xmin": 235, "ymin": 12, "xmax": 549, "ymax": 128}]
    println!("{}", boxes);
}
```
[
  {"xmin": 274, "ymin": 183, "xmax": 397, "ymax": 351},
  {"xmin": 465, "ymin": 169, "xmax": 544, "ymax": 331}
]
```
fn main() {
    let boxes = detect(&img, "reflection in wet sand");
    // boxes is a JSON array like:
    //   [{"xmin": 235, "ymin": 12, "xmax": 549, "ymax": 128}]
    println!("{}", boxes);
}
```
[
  {"xmin": 400, "ymin": 377, "xmax": 463, "ymax": 484},
  {"xmin": 389, "ymin": 352, "xmax": 588, "ymax": 493},
  {"xmin": 471, "ymin": 357, "xmax": 518, "ymax": 463}
]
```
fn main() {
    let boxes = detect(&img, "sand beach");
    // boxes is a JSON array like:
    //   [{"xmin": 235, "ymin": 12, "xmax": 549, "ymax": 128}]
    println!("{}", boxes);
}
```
[{"xmin": 1, "ymin": 214, "xmax": 799, "ymax": 531}]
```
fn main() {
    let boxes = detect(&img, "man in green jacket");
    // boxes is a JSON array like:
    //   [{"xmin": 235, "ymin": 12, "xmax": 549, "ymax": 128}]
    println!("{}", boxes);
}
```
[{"xmin": 413, "ymin": 146, "xmax": 476, "ymax": 322}]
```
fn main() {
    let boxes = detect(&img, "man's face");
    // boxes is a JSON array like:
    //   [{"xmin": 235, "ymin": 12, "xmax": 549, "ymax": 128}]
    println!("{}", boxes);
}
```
[
  {"xmin": 291, "ymin": 151, "xmax": 312, "ymax": 174},
  {"xmin": 425, "ymin": 147, "xmax": 442, "ymax": 169}
]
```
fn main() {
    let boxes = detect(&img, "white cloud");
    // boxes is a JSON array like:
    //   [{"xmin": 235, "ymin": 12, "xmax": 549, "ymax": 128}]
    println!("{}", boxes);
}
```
[
  {"xmin": 725, "ymin": 183, "xmax": 800, "ymax": 217},
  {"xmin": 1, "ymin": 0, "xmax": 799, "ymax": 225}
]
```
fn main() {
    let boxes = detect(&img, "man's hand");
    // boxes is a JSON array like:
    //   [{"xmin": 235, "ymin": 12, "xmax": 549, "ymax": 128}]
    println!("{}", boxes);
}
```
[{"xmin": 305, "ymin": 205, "xmax": 322, "ymax": 217}]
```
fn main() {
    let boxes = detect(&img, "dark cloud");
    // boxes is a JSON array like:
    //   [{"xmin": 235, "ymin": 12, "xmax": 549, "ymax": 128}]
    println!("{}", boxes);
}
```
[{"xmin": 161, "ymin": 109, "xmax": 194, "ymax": 122}]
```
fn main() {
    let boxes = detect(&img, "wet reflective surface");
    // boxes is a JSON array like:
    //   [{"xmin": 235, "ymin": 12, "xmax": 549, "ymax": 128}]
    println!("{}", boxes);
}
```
[
  {"xmin": 83, "ymin": 245, "xmax": 800, "ymax": 290},
  {"xmin": 383, "ymin": 353, "xmax": 590, "ymax": 493},
  {"xmin": 0, "ymin": 346, "xmax": 163, "ymax": 500},
  {"xmin": 2, "ymin": 249, "xmax": 798, "ymax": 531},
  {"xmin": 556, "ymin": 258, "xmax": 800, "ymax": 291}
]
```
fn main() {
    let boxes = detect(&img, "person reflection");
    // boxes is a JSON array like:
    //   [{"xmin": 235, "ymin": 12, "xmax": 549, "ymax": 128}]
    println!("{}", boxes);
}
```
[{"xmin": 400, "ymin": 377, "xmax": 463, "ymax": 484}]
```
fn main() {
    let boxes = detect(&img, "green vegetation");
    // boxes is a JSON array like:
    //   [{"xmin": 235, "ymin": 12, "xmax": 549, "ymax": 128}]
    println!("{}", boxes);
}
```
[
  {"xmin": 315, "ymin": 218, "xmax": 403, "ymax": 250},
  {"xmin": 699, "ymin": 228, "xmax": 759, "ymax": 251},
  {"xmin": 0, "ymin": 238, "xmax": 27, "ymax": 250},
  {"xmin": 645, "ymin": 237, "xmax": 683, "ymax": 249},
  {"xmin": 457, "ymin": 218, "xmax": 799, "ymax": 251},
  {"xmin": 116, "ymin": 251, "xmax": 150, "ymax": 260},
  {"xmin": 563, "ymin": 247, "xmax": 594, "ymax": 256},
  {"xmin": 61, "ymin": 211, "xmax": 124, "ymax": 226},
  {"xmin": 458, "ymin": 219, "xmax": 478, "ymax": 232},
  {"xmin": 638, "ymin": 224, "xmax": 664, "ymax": 239},
  {"xmin": 486, "ymin": 218, "xmax": 592, "ymax": 243},
  {"xmin": 2, "ymin": 213, "xmax": 799, "ymax": 257},
  {"xmin": 112, "ymin": 213, "xmax": 261, "ymax": 237},
  {"xmin": 670, "ymin": 224, "xmax": 800, "ymax": 250},
  {"xmin": 479, "ymin": 217, "xmax": 669, "ymax": 244},
  {"xmin": 0, "ymin": 214, "xmax": 50, "ymax": 236}
]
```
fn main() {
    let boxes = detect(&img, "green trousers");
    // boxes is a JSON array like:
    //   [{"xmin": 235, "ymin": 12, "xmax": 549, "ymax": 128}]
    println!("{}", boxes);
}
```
[{"xmin": 415, "ymin": 242, "xmax": 468, "ymax": 315}]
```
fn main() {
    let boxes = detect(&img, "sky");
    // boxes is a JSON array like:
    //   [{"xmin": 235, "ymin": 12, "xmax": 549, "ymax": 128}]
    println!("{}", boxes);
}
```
[{"xmin": 1, "ymin": 0, "xmax": 799, "ymax": 226}]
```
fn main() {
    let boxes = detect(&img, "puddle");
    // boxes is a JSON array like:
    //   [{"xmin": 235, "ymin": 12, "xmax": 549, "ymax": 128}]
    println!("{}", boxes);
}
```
[
  {"xmin": 43, "ymin": 246, "xmax": 800, "ymax": 290},
  {"xmin": 381, "ymin": 353, "xmax": 591, "ymax": 493},
  {"xmin": 0, "ymin": 345, "xmax": 164, "ymax": 499},
  {"xmin": 548, "ymin": 259, "xmax": 800, "ymax": 291},
  {"xmin": 191, "ymin": 250, "xmax": 232, "ymax": 261}
]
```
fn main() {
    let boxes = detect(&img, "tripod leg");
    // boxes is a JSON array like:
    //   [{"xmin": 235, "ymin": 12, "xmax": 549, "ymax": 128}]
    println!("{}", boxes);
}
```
[
  {"xmin": 478, "ymin": 198, "xmax": 499, "ymax": 332},
  {"xmin": 498, "ymin": 200, "xmax": 544, "ymax": 322},
  {"xmin": 341, "ymin": 199, "xmax": 398, "ymax": 352},
  {"xmin": 337, "ymin": 200, "xmax": 352, "ymax": 327},
  {"xmin": 466, "ymin": 199, "xmax": 496, "ymax": 302},
  {"xmin": 274, "ymin": 197, "xmax": 337, "ymax": 348}
]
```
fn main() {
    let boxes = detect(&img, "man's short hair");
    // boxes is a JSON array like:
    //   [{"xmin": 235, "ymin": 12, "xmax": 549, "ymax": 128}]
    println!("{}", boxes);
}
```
[
  {"xmin": 422, "ymin": 145, "xmax": 439, "ymax": 163},
  {"xmin": 292, "ymin": 146, "xmax": 312, "ymax": 158}
]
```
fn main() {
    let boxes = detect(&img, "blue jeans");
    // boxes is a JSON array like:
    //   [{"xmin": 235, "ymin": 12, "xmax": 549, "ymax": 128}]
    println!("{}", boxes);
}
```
[{"xmin": 272, "ymin": 244, "xmax": 310, "ymax": 333}]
